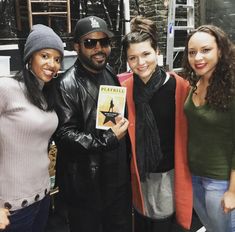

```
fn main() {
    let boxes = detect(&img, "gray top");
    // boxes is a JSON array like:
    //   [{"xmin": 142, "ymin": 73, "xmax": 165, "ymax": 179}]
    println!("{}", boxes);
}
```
[
  {"xmin": 140, "ymin": 169, "xmax": 175, "ymax": 219},
  {"xmin": 0, "ymin": 77, "xmax": 58, "ymax": 210}
]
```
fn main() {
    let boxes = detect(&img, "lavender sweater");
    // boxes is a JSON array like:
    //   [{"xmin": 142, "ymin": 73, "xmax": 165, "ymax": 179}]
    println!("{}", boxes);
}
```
[{"xmin": 0, "ymin": 77, "xmax": 58, "ymax": 210}]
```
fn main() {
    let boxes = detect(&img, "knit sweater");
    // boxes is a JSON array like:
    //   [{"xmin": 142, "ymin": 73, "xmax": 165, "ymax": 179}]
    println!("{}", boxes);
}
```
[
  {"xmin": 184, "ymin": 89, "xmax": 235, "ymax": 180},
  {"xmin": 0, "ymin": 77, "xmax": 58, "ymax": 210}
]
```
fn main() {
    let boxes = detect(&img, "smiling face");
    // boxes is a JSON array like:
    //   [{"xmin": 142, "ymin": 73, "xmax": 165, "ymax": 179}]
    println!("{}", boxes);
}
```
[
  {"xmin": 30, "ymin": 49, "xmax": 61, "ymax": 83},
  {"xmin": 127, "ymin": 40, "xmax": 158, "ymax": 84},
  {"xmin": 74, "ymin": 32, "xmax": 111, "ymax": 73},
  {"xmin": 188, "ymin": 31, "xmax": 221, "ymax": 80}
]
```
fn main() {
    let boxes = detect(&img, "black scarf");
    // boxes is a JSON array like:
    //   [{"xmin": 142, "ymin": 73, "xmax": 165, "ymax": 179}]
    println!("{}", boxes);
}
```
[{"xmin": 133, "ymin": 68, "xmax": 166, "ymax": 181}]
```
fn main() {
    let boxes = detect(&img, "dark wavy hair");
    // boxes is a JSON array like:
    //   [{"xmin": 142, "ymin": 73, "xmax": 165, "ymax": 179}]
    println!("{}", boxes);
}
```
[
  {"xmin": 182, "ymin": 25, "xmax": 235, "ymax": 111},
  {"xmin": 14, "ymin": 66, "xmax": 56, "ymax": 112},
  {"xmin": 122, "ymin": 16, "xmax": 158, "ymax": 57}
]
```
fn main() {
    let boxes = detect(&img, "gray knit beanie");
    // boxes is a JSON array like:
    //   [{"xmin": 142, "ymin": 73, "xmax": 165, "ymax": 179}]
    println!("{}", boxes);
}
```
[{"xmin": 24, "ymin": 24, "xmax": 64, "ymax": 63}]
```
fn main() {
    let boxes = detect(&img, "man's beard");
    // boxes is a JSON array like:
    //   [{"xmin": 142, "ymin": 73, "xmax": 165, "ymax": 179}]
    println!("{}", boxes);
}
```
[{"xmin": 79, "ymin": 51, "xmax": 108, "ymax": 72}]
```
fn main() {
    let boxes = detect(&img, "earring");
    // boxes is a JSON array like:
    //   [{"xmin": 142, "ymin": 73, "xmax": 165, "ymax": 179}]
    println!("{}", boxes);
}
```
[
  {"xmin": 53, "ymin": 73, "xmax": 58, "ymax": 78},
  {"xmin": 25, "ymin": 63, "xmax": 32, "ymax": 70}
]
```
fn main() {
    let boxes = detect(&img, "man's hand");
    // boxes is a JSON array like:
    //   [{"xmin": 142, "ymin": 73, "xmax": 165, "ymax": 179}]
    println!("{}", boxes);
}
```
[
  {"xmin": 0, "ymin": 208, "xmax": 10, "ymax": 230},
  {"xmin": 111, "ymin": 117, "xmax": 129, "ymax": 140}
]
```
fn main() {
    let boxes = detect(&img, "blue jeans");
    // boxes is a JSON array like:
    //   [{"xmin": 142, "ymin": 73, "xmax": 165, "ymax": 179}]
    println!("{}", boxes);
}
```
[
  {"xmin": 4, "ymin": 195, "xmax": 50, "ymax": 232},
  {"xmin": 192, "ymin": 175, "xmax": 235, "ymax": 232}
]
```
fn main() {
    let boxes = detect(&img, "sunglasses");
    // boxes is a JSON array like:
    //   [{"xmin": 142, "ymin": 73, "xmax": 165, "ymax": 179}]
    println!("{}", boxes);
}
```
[{"xmin": 82, "ymin": 37, "xmax": 111, "ymax": 49}]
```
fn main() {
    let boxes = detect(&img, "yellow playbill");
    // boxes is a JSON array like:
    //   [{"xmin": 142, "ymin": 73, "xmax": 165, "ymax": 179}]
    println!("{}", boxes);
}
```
[{"xmin": 96, "ymin": 85, "xmax": 127, "ymax": 130}]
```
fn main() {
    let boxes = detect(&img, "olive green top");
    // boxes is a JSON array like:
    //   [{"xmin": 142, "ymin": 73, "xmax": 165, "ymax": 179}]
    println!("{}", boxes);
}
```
[{"xmin": 184, "ymin": 89, "xmax": 235, "ymax": 180}]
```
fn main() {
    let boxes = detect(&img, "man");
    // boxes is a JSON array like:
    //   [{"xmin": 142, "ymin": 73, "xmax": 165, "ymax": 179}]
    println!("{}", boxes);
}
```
[{"xmin": 54, "ymin": 16, "xmax": 132, "ymax": 232}]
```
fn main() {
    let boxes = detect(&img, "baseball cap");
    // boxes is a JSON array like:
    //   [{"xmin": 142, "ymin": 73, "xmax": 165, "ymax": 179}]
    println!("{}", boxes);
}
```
[{"xmin": 74, "ymin": 16, "xmax": 114, "ymax": 42}]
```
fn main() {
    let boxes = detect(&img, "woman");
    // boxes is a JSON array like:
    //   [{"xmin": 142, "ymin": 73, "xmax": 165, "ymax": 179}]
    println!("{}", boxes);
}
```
[
  {"xmin": 120, "ymin": 16, "xmax": 192, "ymax": 232},
  {"xmin": 182, "ymin": 25, "xmax": 235, "ymax": 232},
  {"xmin": 0, "ymin": 24, "xmax": 64, "ymax": 231},
  {"xmin": 0, "ymin": 209, "xmax": 9, "ymax": 230}
]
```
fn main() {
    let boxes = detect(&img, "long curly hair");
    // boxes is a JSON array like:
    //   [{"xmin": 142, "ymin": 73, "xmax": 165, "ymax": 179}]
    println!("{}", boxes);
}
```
[{"xmin": 182, "ymin": 25, "xmax": 235, "ymax": 111}]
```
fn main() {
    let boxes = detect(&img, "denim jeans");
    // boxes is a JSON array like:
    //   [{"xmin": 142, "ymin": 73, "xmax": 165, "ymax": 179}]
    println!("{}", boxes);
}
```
[
  {"xmin": 192, "ymin": 175, "xmax": 235, "ymax": 232},
  {"xmin": 4, "ymin": 195, "xmax": 50, "ymax": 232}
]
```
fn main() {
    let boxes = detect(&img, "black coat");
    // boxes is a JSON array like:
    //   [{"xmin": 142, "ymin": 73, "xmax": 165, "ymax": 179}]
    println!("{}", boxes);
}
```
[{"xmin": 54, "ymin": 59, "xmax": 130, "ymax": 209}]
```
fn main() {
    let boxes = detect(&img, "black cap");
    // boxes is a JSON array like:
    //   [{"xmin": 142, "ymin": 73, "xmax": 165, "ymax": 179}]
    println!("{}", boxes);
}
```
[{"xmin": 74, "ymin": 16, "xmax": 114, "ymax": 42}]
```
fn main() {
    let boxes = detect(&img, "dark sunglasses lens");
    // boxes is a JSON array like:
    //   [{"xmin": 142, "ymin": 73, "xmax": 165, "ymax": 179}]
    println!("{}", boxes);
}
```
[
  {"xmin": 83, "ymin": 39, "xmax": 97, "ymax": 49},
  {"xmin": 83, "ymin": 38, "xmax": 111, "ymax": 49},
  {"xmin": 99, "ymin": 38, "xmax": 111, "ymax": 47}
]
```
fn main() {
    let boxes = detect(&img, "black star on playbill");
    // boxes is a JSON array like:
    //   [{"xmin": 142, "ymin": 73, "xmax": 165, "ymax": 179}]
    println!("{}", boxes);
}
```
[{"xmin": 101, "ymin": 110, "xmax": 119, "ymax": 125}]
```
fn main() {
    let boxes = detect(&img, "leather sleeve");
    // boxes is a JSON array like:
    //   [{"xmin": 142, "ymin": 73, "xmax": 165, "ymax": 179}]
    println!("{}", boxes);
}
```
[{"xmin": 54, "ymin": 77, "xmax": 119, "ymax": 159}]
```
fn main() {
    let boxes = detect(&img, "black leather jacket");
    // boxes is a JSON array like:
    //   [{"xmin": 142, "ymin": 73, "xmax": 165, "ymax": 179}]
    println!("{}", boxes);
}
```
[{"xmin": 54, "ymin": 59, "xmax": 129, "ymax": 209}]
